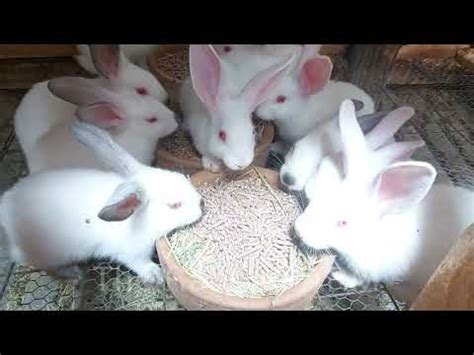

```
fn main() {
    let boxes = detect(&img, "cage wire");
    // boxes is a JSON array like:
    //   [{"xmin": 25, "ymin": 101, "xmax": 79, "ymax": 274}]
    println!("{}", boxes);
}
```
[{"xmin": 0, "ymin": 45, "xmax": 472, "ymax": 311}]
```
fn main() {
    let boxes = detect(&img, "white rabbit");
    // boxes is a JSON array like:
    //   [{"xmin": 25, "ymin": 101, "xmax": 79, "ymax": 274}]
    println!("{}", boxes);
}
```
[
  {"xmin": 218, "ymin": 44, "xmax": 375, "ymax": 146},
  {"xmin": 280, "ymin": 106, "xmax": 422, "ymax": 191},
  {"xmin": 74, "ymin": 44, "xmax": 167, "ymax": 101},
  {"xmin": 179, "ymin": 45, "xmax": 297, "ymax": 172},
  {"xmin": 293, "ymin": 100, "xmax": 474, "ymax": 303},
  {"xmin": 213, "ymin": 44, "xmax": 265, "ymax": 56},
  {"xmin": 0, "ymin": 120, "xmax": 203, "ymax": 284},
  {"xmin": 14, "ymin": 44, "xmax": 178, "ymax": 173}
]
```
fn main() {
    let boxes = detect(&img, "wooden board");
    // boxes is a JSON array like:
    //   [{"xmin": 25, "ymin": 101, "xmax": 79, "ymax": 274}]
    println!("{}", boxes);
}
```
[
  {"xmin": 387, "ymin": 57, "xmax": 473, "ymax": 87},
  {"xmin": 0, "ymin": 45, "xmax": 79, "ymax": 59},
  {"xmin": 396, "ymin": 45, "xmax": 470, "ymax": 60},
  {"xmin": 411, "ymin": 224, "xmax": 474, "ymax": 310},
  {"xmin": 0, "ymin": 58, "xmax": 89, "ymax": 90},
  {"xmin": 456, "ymin": 48, "xmax": 474, "ymax": 72},
  {"xmin": 387, "ymin": 45, "xmax": 473, "ymax": 87}
]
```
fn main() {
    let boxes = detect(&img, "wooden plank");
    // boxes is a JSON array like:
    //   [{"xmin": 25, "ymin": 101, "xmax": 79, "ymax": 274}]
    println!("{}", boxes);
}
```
[
  {"xmin": 411, "ymin": 224, "xmax": 474, "ymax": 310},
  {"xmin": 0, "ymin": 58, "xmax": 89, "ymax": 90},
  {"xmin": 386, "ymin": 56, "xmax": 473, "ymax": 87},
  {"xmin": 0, "ymin": 45, "xmax": 79, "ymax": 59},
  {"xmin": 397, "ymin": 45, "xmax": 470, "ymax": 60},
  {"xmin": 346, "ymin": 44, "xmax": 401, "ymax": 101},
  {"xmin": 456, "ymin": 48, "xmax": 474, "ymax": 72},
  {"xmin": 320, "ymin": 45, "xmax": 348, "ymax": 56}
]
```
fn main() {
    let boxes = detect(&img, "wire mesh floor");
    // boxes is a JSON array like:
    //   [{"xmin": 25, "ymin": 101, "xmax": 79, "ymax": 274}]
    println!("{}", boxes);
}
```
[
  {"xmin": 0, "ymin": 262, "xmax": 407, "ymax": 311},
  {"xmin": 0, "ymin": 46, "xmax": 472, "ymax": 311}
]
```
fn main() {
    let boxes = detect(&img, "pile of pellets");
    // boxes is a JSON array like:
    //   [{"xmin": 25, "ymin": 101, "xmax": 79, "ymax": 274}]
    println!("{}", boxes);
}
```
[
  {"xmin": 152, "ymin": 47, "xmax": 190, "ymax": 83},
  {"xmin": 166, "ymin": 169, "xmax": 321, "ymax": 298}
]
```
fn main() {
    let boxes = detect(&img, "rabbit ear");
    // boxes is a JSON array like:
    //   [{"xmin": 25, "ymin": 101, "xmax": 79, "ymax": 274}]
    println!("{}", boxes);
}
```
[
  {"xmin": 338, "ymin": 99, "xmax": 370, "ymax": 180},
  {"xmin": 365, "ymin": 107, "xmax": 415, "ymax": 151},
  {"xmin": 189, "ymin": 45, "xmax": 224, "ymax": 112},
  {"xmin": 298, "ymin": 55, "xmax": 332, "ymax": 96},
  {"xmin": 299, "ymin": 45, "xmax": 322, "ymax": 63},
  {"xmin": 89, "ymin": 45, "xmax": 121, "ymax": 79},
  {"xmin": 370, "ymin": 140, "xmax": 426, "ymax": 174},
  {"xmin": 76, "ymin": 102, "xmax": 126, "ymax": 129},
  {"xmin": 71, "ymin": 120, "xmax": 141, "ymax": 177},
  {"xmin": 357, "ymin": 111, "xmax": 390, "ymax": 134},
  {"xmin": 98, "ymin": 182, "xmax": 146, "ymax": 222},
  {"xmin": 240, "ymin": 52, "xmax": 297, "ymax": 109},
  {"xmin": 48, "ymin": 77, "xmax": 112, "ymax": 107},
  {"xmin": 374, "ymin": 161, "xmax": 436, "ymax": 216}
]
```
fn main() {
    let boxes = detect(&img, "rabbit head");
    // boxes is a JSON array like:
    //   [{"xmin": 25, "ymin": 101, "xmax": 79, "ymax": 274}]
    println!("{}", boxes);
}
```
[
  {"xmin": 71, "ymin": 120, "xmax": 203, "ymax": 234},
  {"xmin": 280, "ymin": 107, "xmax": 417, "ymax": 192},
  {"xmin": 255, "ymin": 45, "xmax": 333, "ymax": 122},
  {"xmin": 87, "ymin": 45, "xmax": 168, "ymax": 103},
  {"xmin": 189, "ymin": 45, "xmax": 297, "ymax": 171},
  {"xmin": 49, "ymin": 54, "xmax": 178, "ymax": 146},
  {"xmin": 293, "ymin": 100, "xmax": 434, "ymax": 253}
]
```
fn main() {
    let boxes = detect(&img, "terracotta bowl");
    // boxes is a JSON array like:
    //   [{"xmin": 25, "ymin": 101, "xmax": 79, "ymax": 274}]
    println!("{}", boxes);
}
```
[
  {"xmin": 155, "ymin": 121, "xmax": 275, "ymax": 175},
  {"xmin": 156, "ymin": 167, "xmax": 335, "ymax": 310}
]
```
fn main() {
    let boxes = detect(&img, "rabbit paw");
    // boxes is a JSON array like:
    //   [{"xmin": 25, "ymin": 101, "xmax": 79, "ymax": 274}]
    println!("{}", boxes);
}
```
[
  {"xmin": 332, "ymin": 271, "xmax": 363, "ymax": 289},
  {"xmin": 202, "ymin": 156, "xmax": 222, "ymax": 173},
  {"xmin": 137, "ymin": 263, "xmax": 164, "ymax": 285}
]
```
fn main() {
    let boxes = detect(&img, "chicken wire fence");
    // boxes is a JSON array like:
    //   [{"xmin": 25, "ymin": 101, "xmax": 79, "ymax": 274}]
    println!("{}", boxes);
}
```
[
  {"xmin": 0, "ymin": 46, "xmax": 472, "ymax": 311},
  {"xmin": 0, "ymin": 258, "xmax": 406, "ymax": 311}
]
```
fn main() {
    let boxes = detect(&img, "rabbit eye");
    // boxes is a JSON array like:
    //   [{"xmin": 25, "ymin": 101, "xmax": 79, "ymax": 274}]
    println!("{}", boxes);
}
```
[
  {"xmin": 218, "ymin": 130, "xmax": 227, "ymax": 142},
  {"xmin": 276, "ymin": 95, "xmax": 287, "ymax": 104},
  {"xmin": 136, "ymin": 87, "xmax": 149, "ymax": 96},
  {"xmin": 146, "ymin": 117, "xmax": 158, "ymax": 124},
  {"xmin": 223, "ymin": 46, "xmax": 232, "ymax": 53},
  {"xmin": 337, "ymin": 220, "xmax": 348, "ymax": 228},
  {"xmin": 168, "ymin": 202, "xmax": 182, "ymax": 210}
]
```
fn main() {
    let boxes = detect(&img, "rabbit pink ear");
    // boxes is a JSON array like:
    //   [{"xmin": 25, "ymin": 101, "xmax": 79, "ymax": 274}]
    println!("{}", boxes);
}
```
[
  {"xmin": 48, "ymin": 77, "xmax": 112, "ymax": 107},
  {"xmin": 365, "ymin": 107, "xmax": 416, "ymax": 151},
  {"xmin": 189, "ymin": 45, "xmax": 223, "ymax": 112},
  {"xmin": 300, "ymin": 45, "xmax": 322, "ymax": 59},
  {"xmin": 89, "ymin": 45, "xmax": 121, "ymax": 79},
  {"xmin": 375, "ymin": 161, "xmax": 436, "ymax": 216},
  {"xmin": 241, "ymin": 52, "xmax": 296, "ymax": 109},
  {"xmin": 98, "ymin": 182, "xmax": 145, "ymax": 222},
  {"xmin": 76, "ymin": 102, "xmax": 125, "ymax": 129},
  {"xmin": 369, "ymin": 140, "xmax": 425, "ymax": 176},
  {"xmin": 299, "ymin": 56, "xmax": 332, "ymax": 96}
]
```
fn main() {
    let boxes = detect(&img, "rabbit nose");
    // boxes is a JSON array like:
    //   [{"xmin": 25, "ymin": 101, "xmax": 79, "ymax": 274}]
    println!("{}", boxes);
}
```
[
  {"xmin": 281, "ymin": 173, "xmax": 295, "ymax": 187},
  {"xmin": 200, "ymin": 199, "xmax": 205, "ymax": 210}
]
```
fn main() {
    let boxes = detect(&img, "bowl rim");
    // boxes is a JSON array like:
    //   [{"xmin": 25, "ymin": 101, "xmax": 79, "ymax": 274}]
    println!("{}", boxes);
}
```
[{"xmin": 156, "ymin": 167, "xmax": 335, "ymax": 310}]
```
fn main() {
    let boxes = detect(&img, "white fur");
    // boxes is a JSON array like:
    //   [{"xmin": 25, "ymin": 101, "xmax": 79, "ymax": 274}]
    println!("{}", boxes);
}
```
[
  {"xmin": 258, "ymin": 81, "xmax": 375, "ymax": 144},
  {"xmin": 281, "ymin": 107, "xmax": 418, "ymax": 191},
  {"xmin": 15, "ymin": 76, "xmax": 177, "ymax": 173},
  {"xmin": 280, "ymin": 118, "xmax": 341, "ymax": 191},
  {"xmin": 297, "ymin": 174, "xmax": 473, "ymax": 301},
  {"xmin": 179, "ymin": 45, "xmax": 297, "ymax": 172},
  {"xmin": 293, "ymin": 101, "xmax": 474, "ymax": 305},
  {"xmin": 74, "ymin": 44, "xmax": 167, "ymax": 101},
  {"xmin": 218, "ymin": 44, "xmax": 375, "ymax": 144},
  {"xmin": 180, "ymin": 79, "xmax": 256, "ymax": 171},
  {"xmin": 0, "ymin": 122, "xmax": 203, "ymax": 284}
]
